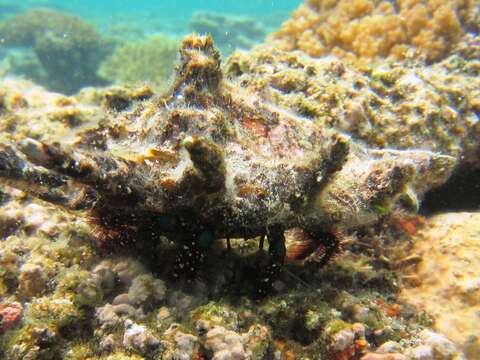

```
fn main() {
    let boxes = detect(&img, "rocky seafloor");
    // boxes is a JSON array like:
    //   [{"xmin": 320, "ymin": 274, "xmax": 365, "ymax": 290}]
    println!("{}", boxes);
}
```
[{"xmin": 1, "ymin": 1, "xmax": 480, "ymax": 359}]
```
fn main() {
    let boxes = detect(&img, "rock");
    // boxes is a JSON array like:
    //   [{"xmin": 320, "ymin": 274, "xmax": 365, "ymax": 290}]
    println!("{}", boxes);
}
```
[
  {"xmin": 204, "ymin": 325, "xmax": 249, "ymax": 360},
  {"xmin": 93, "ymin": 263, "xmax": 116, "ymax": 294},
  {"xmin": 162, "ymin": 324, "xmax": 199, "ymax": 360},
  {"xmin": 17, "ymin": 262, "xmax": 48, "ymax": 297},
  {"xmin": 407, "ymin": 345, "xmax": 435, "ymax": 360},
  {"xmin": 400, "ymin": 213, "xmax": 480, "ymax": 355},
  {"xmin": 99, "ymin": 334, "xmax": 116, "ymax": 352},
  {"xmin": 376, "ymin": 341, "xmax": 402, "ymax": 354},
  {"xmin": 352, "ymin": 323, "xmax": 366, "ymax": 338},
  {"xmin": 329, "ymin": 328, "xmax": 355, "ymax": 352},
  {"xmin": 112, "ymin": 259, "xmax": 145, "ymax": 287},
  {"xmin": 96, "ymin": 303, "xmax": 144, "ymax": 327},
  {"xmin": 127, "ymin": 273, "xmax": 166, "ymax": 306},
  {"xmin": 361, "ymin": 353, "xmax": 407, "ymax": 360},
  {"xmin": 420, "ymin": 330, "xmax": 461, "ymax": 359},
  {"xmin": 112, "ymin": 293, "xmax": 133, "ymax": 306},
  {"xmin": 157, "ymin": 306, "xmax": 171, "ymax": 322},
  {"xmin": 122, "ymin": 319, "xmax": 160, "ymax": 355}
]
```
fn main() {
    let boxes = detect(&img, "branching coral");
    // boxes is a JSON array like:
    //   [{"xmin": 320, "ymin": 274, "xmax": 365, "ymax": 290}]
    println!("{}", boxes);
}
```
[
  {"xmin": 0, "ymin": 8, "xmax": 112, "ymax": 94},
  {"xmin": 98, "ymin": 35, "xmax": 179, "ymax": 88},
  {"xmin": 268, "ymin": 0, "xmax": 478, "ymax": 63}
]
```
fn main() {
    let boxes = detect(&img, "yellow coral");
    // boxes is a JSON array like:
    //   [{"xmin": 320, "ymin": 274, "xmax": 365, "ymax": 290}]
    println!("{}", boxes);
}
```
[{"xmin": 269, "ymin": 0, "xmax": 477, "ymax": 63}]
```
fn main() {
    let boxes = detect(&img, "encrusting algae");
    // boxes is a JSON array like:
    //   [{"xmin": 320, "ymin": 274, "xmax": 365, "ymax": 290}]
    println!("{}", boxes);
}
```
[{"xmin": 0, "ymin": 0, "xmax": 479, "ymax": 358}]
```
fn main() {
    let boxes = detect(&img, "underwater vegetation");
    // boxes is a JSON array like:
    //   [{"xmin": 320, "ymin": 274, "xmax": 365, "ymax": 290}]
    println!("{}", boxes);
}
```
[
  {"xmin": 0, "ymin": 8, "xmax": 112, "ymax": 94},
  {"xmin": 0, "ymin": 0, "xmax": 479, "ymax": 358},
  {"xmin": 98, "ymin": 35, "xmax": 180, "ymax": 88}
]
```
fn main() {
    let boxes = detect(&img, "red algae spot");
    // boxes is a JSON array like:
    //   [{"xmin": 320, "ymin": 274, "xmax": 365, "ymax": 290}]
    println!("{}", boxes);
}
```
[
  {"xmin": 334, "ymin": 344, "xmax": 356, "ymax": 360},
  {"xmin": 375, "ymin": 299, "xmax": 401, "ymax": 318},
  {"xmin": 393, "ymin": 215, "xmax": 425, "ymax": 236},
  {"xmin": 0, "ymin": 302, "xmax": 23, "ymax": 333},
  {"xmin": 242, "ymin": 117, "xmax": 268, "ymax": 137}
]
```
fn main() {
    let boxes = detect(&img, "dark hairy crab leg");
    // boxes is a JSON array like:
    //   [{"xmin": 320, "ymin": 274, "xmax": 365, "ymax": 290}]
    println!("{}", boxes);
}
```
[
  {"xmin": 17, "ymin": 138, "xmax": 140, "ymax": 203},
  {"xmin": 0, "ymin": 143, "xmax": 97, "ymax": 209},
  {"xmin": 314, "ymin": 231, "xmax": 342, "ymax": 267}
]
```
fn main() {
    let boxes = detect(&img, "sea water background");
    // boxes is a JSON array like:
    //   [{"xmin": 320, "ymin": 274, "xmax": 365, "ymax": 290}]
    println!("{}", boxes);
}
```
[
  {"xmin": 0, "ymin": 0, "xmax": 303, "ymax": 93},
  {"xmin": 1, "ymin": 0, "xmax": 303, "ymax": 38}
]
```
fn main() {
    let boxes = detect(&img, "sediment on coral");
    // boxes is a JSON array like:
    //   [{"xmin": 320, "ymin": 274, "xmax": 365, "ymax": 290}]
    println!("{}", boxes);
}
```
[
  {"xmin": 0, "ymin": 8, "xmax": 112, "ymax": 94},
  {"xmin": 268, "ymin": 0, "xmax": 478, "ymax": 63},
  {"xmin": 0, "ymin": 35, "xmax": 455, "ymax": 259}
]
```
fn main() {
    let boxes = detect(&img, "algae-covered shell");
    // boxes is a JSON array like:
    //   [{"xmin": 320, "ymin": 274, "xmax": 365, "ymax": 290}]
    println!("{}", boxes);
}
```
[{"xmin": 0, "ymin": 34, "xmax": 456, "ymax": 266}]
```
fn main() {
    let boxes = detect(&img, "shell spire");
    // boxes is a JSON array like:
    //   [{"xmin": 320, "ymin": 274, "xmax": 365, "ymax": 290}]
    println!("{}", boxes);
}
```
[{"xmin": 172, "ymin": 34, "xmax": 222, "ymax": 98}]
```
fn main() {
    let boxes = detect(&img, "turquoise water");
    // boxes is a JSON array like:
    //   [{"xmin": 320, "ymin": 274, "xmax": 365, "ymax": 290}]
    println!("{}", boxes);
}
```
[
  {"xmin": 1, "ymin": 0, "xmax": 302, "ymax": 34},
  {"xmin": 0, "ymin": 0, "xmax": 302, "ymax": 93}
]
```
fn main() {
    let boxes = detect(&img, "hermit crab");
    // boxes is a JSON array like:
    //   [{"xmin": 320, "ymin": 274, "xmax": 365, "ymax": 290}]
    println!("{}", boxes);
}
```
[{"xmin": 0, "ymin": 35, "xmax": 454, "ymax": 272}]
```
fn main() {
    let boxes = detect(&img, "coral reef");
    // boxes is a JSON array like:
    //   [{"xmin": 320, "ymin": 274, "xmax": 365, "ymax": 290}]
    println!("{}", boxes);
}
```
[
  {"xmin": 268, "ymin": 0, "xmax": 478, "ymax": 63},
  {"xmin": 400, "ymin": 212, "xmax": 480, "ymax": 358},
  {"xmin": 189, "ymin": 12, "xmax": 267, "ymax": 54},
  {"xmin": 0, "ymin": 8, "xmax": 112, "ymax": 94},
  {"xmin": 98, "ymin": 35, "xmax": 179, "ymax": 88},
  {"xmin": 0, "ymin": 50, "xmax": 47, "ymax": 86},
  {"xmin": 0, "ymin": 11, "xmax": 478, "ymax": 358}
]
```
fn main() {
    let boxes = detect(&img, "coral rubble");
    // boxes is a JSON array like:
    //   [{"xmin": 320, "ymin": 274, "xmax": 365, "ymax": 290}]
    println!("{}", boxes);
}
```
[
  {"xmin": 0, "ymin": 8, "xmax": 112, "ymax": 94},
  {"xmin": 269, "ymin": 0, "xmax": 478, "ymax": 63},
  {"xmin": 0, "ymin": 186, "xmax": 459, "ymax": 358}
]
